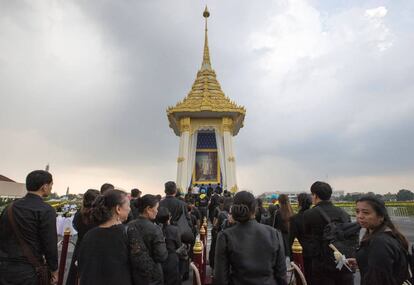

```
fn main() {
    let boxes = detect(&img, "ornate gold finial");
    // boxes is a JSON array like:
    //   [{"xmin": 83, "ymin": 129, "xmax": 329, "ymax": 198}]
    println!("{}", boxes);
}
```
[
  {"xmin": 203, "ymin": 6, "xmax": 210, "ymax": 18},
  {"xmin": 292, "ymin": 238, "xmax": 303, "ymax": 254},
  {"xmin": 193, "ymin": 239, "xmax": 203, "ymax": 254},
  {"xmin": 201, "ymin": 6, "xmax": 211, "ymax": 70}
]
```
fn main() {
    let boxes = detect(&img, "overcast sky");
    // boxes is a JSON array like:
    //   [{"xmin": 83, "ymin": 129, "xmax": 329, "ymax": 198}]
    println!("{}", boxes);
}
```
[{"xmin": 1, "ymin": 0, "xmax": 413, "ymax": 195}]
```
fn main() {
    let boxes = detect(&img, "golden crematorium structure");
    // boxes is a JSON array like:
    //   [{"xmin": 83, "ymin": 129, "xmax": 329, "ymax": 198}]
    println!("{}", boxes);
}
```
[{"xmin": 167, "ymin": 8, "xmax": 245, "ymax": 193}]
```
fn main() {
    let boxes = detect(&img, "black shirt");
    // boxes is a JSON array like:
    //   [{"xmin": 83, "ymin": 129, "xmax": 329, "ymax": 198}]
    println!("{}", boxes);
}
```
[
  {"xmin": 214, "ymin": 219, "xmax": 287, "ymax": 285},
  {"xmin": 78, "ymin": 224, "xmax": 132, "ymax": 285},
  {"xmin": 356, "ymin": 230, "xmax": 409, "ymax": 285},
  {"xmin": 289, "ymin": 210, "xmax": 313, "ymax": 257},
  {"xmin": 0, "ymin": 193, "xmax": 58, "ymax": 271}
]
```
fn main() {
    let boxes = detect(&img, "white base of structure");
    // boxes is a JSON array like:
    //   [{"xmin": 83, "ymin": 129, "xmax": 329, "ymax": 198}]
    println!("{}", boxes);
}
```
[{"xmin": 175, "ymin": 118, "xmax": 238, "ymax": 193}]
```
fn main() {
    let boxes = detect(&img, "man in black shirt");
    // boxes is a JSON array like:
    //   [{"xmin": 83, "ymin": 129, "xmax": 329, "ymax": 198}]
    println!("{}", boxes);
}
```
[
  {"xmin": 0, "ymin": 170, "xmax": 58, "ymax": 285},
  {"xmin": 304, "ymin": 181, "xmax": 353, "ymax": 285},
  {"xmin": 129, "ymin": 188, "xmax": 141, "ymax": 220},
  {"xmin": 160, "ymin": 181, "xmax": 188, "ymax": 223}
]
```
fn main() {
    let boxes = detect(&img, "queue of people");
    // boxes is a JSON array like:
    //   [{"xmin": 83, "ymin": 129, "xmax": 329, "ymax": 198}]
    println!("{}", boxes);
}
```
[{"xmin": 0, "ymin": 170, "xmax": 412, "ymax": 285}]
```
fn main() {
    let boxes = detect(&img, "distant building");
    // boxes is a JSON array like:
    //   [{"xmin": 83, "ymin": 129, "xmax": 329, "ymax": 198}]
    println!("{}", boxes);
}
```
[
  {"xmin": 0, "ymin": 174, "xmax": 26, "ymax": 198},
  {"xmin": 332, "ymin": 190, "xmax": 345, "ymax": 199}
]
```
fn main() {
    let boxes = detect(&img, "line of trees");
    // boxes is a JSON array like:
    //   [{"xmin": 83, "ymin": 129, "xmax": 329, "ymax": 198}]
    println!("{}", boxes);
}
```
[{"xmin": 338, "ymin": 189, "xmax": 414, "ymax": 202}]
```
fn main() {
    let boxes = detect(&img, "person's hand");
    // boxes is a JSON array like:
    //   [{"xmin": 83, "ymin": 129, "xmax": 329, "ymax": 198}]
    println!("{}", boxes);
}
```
[
  {"xmin": 346, "ymin": 258, "xmax": 358, "ymax": 270},
  {"xmin": 50, "ymin": 270, "xmax": 58, "ymax": 285}
]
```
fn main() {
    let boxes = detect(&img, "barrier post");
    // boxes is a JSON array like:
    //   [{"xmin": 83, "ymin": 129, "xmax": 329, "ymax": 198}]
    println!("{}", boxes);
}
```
[
  {"xmin": 202, "ymin": 218, "xmax": 208, "ymax": 283},
  {"xmin": 57, "ymin": 228, "xmax": 71, "ymax": 285},
  {"xmin": 292, "ymin": 238, "xmax": 305, "ymax": 285},
  {"xmin": 193, "ymin": 239, "xmax": 204, "ymax": 285}
]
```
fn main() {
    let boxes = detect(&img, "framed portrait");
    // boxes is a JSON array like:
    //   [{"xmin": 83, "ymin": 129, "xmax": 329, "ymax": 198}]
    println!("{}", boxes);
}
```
[{"xmin": 193, "ymin": 149, "xmax": 220, "ymax": 184}]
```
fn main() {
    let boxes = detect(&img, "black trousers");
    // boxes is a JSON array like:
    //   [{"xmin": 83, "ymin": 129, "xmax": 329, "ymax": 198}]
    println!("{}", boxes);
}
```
[
  {"xmin": 0, "ymin": 261, "xmax": 38, "ymax": 285},
  {"xmin": 311, "ymin": 258, "xmax": 354, "ymax": 285},
  {"xmin": 198, "ymin": 207, "xmax": 207, "ymax": 221}
]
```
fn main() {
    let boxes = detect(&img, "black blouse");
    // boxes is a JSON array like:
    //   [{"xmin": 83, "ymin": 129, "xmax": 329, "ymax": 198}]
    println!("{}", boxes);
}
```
[
  {"xmin": 78, "ymin": 224, "xmax": 132, "ymax": 285},
  {"xmin": 356, "ymin": 230, "xmax": 409, "ymax": 285}
]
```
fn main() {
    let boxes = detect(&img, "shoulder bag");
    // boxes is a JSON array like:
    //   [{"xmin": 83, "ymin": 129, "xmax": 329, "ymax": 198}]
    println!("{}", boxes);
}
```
[{"xmin": 7, "ymin": 203, "xmax": 51, "ymax": 285}]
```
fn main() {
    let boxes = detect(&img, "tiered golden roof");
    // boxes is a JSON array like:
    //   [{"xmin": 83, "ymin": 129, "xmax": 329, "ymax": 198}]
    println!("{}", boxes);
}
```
[{"xmin": 167, "ymin": 7, "xmax": 246, "ymax": 136}]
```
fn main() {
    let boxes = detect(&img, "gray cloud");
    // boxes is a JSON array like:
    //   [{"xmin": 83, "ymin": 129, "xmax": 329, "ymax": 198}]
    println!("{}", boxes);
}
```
[{"xmin": 1, "ymin": 0, "xmax": 413, "ymax": 194}]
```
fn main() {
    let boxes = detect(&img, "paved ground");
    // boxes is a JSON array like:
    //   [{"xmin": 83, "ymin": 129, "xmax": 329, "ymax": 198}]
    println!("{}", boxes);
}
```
[{"xmin": 59, "ymin": 217, "xmax": 414, "ymax": 285}]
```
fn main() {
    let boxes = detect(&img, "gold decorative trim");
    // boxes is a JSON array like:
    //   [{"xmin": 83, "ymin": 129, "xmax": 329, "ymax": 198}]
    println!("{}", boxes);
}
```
[
  {"xmin": 227, "ymin": 156, "xmax": 235, "ymax": 162},
  {"xmin": 180, "ymin": 117, "xmax": 191, "ymax": 133},
  {"xmin": 230, "ymin": 185, "xmax": 238, "ymax": 193},
  {"xmin": 222, "ymin": 117, "xmax": 234, "ymax": 133},
  {"xmin": 177, "ymin": 157, "xmax": 185, "ymax": 163}
]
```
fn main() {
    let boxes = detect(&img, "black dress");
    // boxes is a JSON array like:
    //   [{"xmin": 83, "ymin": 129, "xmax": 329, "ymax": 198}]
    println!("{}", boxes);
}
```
[
  {"xmin": 161, "ymin": 225, "xmax": 181, "ymax": 285},
  {"xmin": 78, "ymin": 224, "xmax": 132, "ymax": 285},
  {"xmin": 273, "ymin": 211, "xmax": 290, "ymax": 257},
  {"xmin": 66, "ymin": 210, "xmax": 97, "ymax": 285},
  {"xmin": 289, "ymin": 210, "xmax": 313, "ymax": 284}
]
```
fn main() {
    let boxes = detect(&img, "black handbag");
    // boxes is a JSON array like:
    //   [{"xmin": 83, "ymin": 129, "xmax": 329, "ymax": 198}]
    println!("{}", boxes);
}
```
[{"xmin": 176, "ymin": 208, "xmax": 195, "ymax": 244}]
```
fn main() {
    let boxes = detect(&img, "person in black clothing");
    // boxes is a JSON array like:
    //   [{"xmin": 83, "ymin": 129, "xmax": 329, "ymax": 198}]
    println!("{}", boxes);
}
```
[
  {"xmin": 156, "ymin": 207, "xmax": 181, "ymax": 285},
  {"xmin": 214, "ymin": 191, "xmax": 287, "ymax": 285},
  {"xmin": 273, "ymin": 194, "xmax": 293, "ymax": 258},
  {"xmin": 187, "ymin": 199, "xmax": 201, "ymax": 232},
  {"xmin": 184, "ymin": 187, "xmax": 194, "ymax": 203},
  {"xmin": 255, "ymin": 198, "xmax": 267, "ymax": 223},
  {"xmin": 208, "ymin": 190, "xmax": 220, "ymax": 224},
  {"xmin": 304, "ymin": 181, "xmax": 353, "ymax": 285},
  {"xmin": 207, "ymin": 183, "xmax": 214, "ymax": 198},
  {"xmin": 215, "ymin": 183, "xmax": 223, "ymax": 195},
  {"xmin": 160, "ymin": 182, "xmax": 192, "ymax": 281},
  {"xmin": 0, "ymin": 170, "xmax": 58, "ymax": 285},
  {"xmin": 160, "ymin": 181, "xmax": 189, "ymax": 224},
  {"xmin": 347, "ymin": 195, "xmax": 410, "ymax": 285},
  {"xmin": 216, "ymin": 197, "xmax": 233, "ymax": 231},
  {"xmin": 209, "ymin": 196, "xmax": 224, "ymax": 270},
  {"xmin": 100, "ymin": 182, "xmax": 114, "ymax": 194},
  {"xmin": 66, "ymin": 188, "xmax": 100, "ymax": 285},
  {"xmin": 209, "ymin": 196, "xmax": 233, "ymax": 269},
  {"xmin": 128, "ymin": 194, "xmax": 168, "ymax": 285},
  {"xmin": 196, "ymin": 188, "xmax": 209, "ymax": 221},
  {"xmin": 289, "ymin": 193, "xmax": 313, "ymax": 285},
  {"xmin": 130, "ymin": 188, "xmax": 141, "ymax": 220},
  {"xmin": 263, "ymin": 203, "xmax": 277, "ymax": 226},
  {"xmin": 78, "ymin": 189, "xmax": 132, "ymax": 285}
]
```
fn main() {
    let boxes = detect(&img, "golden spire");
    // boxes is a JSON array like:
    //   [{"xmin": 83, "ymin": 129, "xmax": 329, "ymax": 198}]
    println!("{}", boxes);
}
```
[
  {"xmin": 166, "ymin": 6, "xmax": 246, "ymax": 136},
  {"xmin": 201, "ymin": 6, "xmax": 211, "ymax": 70}
]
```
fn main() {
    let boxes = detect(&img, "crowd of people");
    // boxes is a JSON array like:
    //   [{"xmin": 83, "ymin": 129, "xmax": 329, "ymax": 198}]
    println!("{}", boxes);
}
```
[{"xmin": 0, "ymin": 170, "xmax": 413, "ymax": 285}]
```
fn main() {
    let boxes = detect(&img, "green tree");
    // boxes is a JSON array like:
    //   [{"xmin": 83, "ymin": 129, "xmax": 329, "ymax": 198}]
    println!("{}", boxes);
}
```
[{"xmin": 396, "ymin": 189, "xmax": 414, "ymax": 201}]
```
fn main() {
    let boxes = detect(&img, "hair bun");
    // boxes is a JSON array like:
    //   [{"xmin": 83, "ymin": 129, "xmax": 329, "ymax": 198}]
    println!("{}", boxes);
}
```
[{"xmin": 231, "ymin": 204, "xmax": 250, "ymax": 223}]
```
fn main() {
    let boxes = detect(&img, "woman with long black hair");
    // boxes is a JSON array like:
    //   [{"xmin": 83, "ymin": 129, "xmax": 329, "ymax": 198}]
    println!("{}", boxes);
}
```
[
  {"xmin": 214, "ymin": 191, "xmax": 287, "ymax": 285},
  {"xmin": 348, "ymin": 195, "xmax": 410, "ymax": 285},
  {"xmin": 273, "ymin": 194, "xmax": 293, "ymax": 257},
  {"xmin": 288, "ymin": 193, "xmax": 313, "ymax": 284},
  {"xmin": 66, "ymin": 189, "xmax": 100, "ymax": 285}
]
